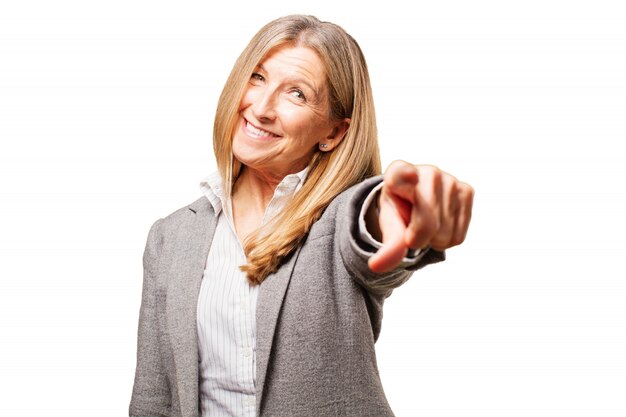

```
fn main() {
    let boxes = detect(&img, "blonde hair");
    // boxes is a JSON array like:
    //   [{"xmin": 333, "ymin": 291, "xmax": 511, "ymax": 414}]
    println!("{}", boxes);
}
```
[{"xmin": 213, "ymin": 15, "xmax": 381, "ymax": 284}]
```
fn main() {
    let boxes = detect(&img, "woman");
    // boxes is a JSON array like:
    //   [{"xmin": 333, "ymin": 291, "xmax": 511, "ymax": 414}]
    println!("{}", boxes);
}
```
[{"xmin": 130, "ymin": 15, "xmax": 473, "ymax": 417}]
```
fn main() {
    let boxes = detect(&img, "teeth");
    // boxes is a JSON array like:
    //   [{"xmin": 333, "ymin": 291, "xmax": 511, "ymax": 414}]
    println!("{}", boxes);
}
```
[{"xmin": 246, "ymin": 121, "xmax": 277, "ymax": 137}]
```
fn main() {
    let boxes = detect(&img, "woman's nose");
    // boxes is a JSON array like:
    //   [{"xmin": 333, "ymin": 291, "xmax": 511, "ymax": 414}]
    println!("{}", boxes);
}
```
[{"xmin": 251, "ymin": 88, "xmax": 277, "ymax": 122}]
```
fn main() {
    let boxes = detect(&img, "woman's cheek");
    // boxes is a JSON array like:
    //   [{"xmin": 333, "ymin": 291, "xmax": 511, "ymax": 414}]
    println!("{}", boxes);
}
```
[
  {"xmin": 240, "ymin": 89, "xmax": 255, "ymax": 109},
  {"xmin": 278, "ymin": 106, "xmax": 305, "ymax": 132}
]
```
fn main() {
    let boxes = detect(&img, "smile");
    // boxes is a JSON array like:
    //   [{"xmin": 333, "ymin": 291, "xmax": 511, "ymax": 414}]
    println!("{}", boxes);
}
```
[{"xmin": 243, "ymin": 119, "xmax": 280, "ymax": 139}]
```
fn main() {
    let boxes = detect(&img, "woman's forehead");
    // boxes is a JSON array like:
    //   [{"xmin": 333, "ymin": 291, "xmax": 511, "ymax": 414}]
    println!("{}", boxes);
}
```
[{"xmin": 258, "ymin": 45, "xmax": 324, "ymax": 75}]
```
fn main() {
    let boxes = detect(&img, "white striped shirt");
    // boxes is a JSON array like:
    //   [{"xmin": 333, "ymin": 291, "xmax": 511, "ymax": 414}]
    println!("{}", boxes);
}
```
[{"xmin": 197, "ymin": 168, "xmax": 308, "ymax": 417}]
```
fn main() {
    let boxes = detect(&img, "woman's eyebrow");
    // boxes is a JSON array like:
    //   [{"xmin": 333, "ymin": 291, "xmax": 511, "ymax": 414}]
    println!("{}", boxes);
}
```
[
  {"xmin": 284, "ymin": 77, "xmax": 319, "ymax": 96},
  {"xmin": 255, "ymin": 64, "xmax": 320, "ymax": 96}
]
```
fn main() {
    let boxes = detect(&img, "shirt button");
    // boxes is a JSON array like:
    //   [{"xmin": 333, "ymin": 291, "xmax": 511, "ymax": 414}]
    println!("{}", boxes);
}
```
[{"xmin": 243, "ymin": 347, "xmax": 253, "ymax": 357}]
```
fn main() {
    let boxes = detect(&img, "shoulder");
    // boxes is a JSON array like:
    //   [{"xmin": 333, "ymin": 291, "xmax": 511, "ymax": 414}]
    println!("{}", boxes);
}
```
[
  {"xmin": 164, "ymin": 196, "xmax": 212, "ymax": 220},
  {"xmin": 147, "ymin": 196, "xmax": 214, "ymax": 237}
]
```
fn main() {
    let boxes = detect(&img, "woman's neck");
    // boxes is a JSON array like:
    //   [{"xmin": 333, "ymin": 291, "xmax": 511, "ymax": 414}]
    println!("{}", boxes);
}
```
[
  {"xmin": 233, "ymin": 167, "xmax": 280, "ymax": 212},
  {"xmin": 231, "ymin": 166, "xmax": 281, "ymax": 243}
]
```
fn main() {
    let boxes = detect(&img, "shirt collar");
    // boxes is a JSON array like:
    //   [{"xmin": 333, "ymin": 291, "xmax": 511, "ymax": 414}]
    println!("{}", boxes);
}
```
[{"xmin": 199, "ymin": 167, "xmax": 309, "ymax": 221}]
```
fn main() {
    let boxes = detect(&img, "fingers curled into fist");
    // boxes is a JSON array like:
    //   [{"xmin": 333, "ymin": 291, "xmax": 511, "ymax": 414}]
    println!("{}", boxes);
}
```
[{"xmin": 368, "ymin": 160, "xmax": 474, "ymax": 273}]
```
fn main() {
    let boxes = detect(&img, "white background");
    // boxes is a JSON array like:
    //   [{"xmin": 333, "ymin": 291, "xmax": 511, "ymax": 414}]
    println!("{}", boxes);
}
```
[{"xmin": 1, "ymin": 1, "xmax": 624, "ymax": 416}]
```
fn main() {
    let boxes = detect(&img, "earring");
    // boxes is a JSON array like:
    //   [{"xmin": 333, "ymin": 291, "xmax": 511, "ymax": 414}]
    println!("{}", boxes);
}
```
[{"xmin": 319, "ymin": 143, "xmax": 328, "ymax": 149}]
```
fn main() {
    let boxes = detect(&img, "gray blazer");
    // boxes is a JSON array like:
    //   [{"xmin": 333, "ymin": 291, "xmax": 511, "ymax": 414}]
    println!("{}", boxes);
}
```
[{"xmin": 129, "ymin": 176, "xmax": 444, "ymax": 417}]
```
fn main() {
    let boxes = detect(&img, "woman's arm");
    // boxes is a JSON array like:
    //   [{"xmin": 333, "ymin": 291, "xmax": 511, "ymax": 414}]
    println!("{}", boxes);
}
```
[{"xmin": 337, "ymin": 161, "xmax": 473, "ymax": 296}]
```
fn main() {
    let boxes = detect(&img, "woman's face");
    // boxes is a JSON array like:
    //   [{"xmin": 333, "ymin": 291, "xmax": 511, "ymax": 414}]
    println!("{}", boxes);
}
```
[{"xmin": 232, "ymin": 45, "xmax": 349, "ymax": 179}]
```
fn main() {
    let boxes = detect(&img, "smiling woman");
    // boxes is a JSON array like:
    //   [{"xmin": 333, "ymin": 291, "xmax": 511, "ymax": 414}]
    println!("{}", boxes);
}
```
[{"xmin": 130, "ymin": 14, "xmax": 473, "ymax": 417}]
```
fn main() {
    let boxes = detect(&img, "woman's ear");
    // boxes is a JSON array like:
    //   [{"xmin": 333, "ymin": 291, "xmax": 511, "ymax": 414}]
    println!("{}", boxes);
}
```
[{"xmin": 319, "ymin": 118, "xmax": 351, "ymax": 151}]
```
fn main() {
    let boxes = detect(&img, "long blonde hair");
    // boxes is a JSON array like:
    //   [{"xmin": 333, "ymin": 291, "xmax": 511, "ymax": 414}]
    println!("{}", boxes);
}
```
[{"xmin": 213, "ymin": 15, "xmax": 381, "ymax": 284}]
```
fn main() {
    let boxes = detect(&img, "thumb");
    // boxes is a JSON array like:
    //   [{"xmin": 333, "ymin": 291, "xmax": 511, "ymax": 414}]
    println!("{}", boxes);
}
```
[
  {"xmin": 368, "ymin": 161, "xmax": 419, "ymax": 273},
  {"xmin": 368, "ymin": 191, "xmax": 410, "ymax": 273},
  {"xmin": 368, "ymin": 233, "xmax": 407, "ymax": 273}
]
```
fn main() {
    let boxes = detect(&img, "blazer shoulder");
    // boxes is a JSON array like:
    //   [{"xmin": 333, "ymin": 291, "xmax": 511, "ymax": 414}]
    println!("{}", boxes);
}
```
[
  {"xmin": 150, "ymin": 196, "xmax": 213, "ymax": 233},
  {"xmin": 170, "ymin": 195, "xmax": 211, "ymax": 218}
]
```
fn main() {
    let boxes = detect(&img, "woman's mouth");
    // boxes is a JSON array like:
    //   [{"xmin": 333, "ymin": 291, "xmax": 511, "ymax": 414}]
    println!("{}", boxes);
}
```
[{"xmin": 243, "ymin": 119, "xmax": 280, "ymax": 139}]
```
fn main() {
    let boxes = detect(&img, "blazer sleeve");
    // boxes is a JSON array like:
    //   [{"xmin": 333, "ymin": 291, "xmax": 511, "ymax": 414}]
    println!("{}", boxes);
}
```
[
  {"xmin": 337, "ymin": 176, "xmax": 445, "ymax": 297},
  {"xmin": 129, "ymin": 219, "xmax": 172, "ymax": 417}
]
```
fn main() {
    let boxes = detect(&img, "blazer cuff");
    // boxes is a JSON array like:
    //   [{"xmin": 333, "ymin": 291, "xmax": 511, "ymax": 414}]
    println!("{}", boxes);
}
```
[{"xmin": 357, "ymin": 181, "xmax": 429, "ymax": 265}]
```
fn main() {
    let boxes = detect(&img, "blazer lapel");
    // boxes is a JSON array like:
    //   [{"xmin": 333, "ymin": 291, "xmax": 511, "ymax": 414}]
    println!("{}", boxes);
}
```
[
  {"xmin": 255, "ymin": 245, "xmax": 303, "ymax": 415},
  {"xmin": 165, "ymin": 197, "xmax": 216, "ymax": 417},
  {"xmin": 163, "ymin": 195, "xmax": 302, "ymax": 416}
]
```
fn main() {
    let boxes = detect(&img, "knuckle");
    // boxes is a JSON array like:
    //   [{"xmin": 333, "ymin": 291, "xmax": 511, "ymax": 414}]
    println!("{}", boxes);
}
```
[
  {"xmin": 457, "ymin": 184, "xmax": 474, "ymax": 204},
  {"xmin": 430, "ymin": 235, "xmax": 449, "ymax": 251},
  {"xmin": 452, "ymin": 234, "xmax": 466, "ymax": 246},
  {"xmin": 462, "ymin": 183, "xmax": 475, "ymax": 199},
  {"xmin": 430, "ymin": 167, "xmax": 443, "ymax": 184}
]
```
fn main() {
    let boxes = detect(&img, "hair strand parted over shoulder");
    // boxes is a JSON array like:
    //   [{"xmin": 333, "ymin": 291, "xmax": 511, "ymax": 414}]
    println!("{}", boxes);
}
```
[{"xmin": 213, "ymin": 15, "xmax": 381, "ymax": 284}]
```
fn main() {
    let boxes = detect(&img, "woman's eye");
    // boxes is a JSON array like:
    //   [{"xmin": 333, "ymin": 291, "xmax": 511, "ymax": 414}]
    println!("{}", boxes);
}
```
[
  {"xmin": 251, "ymin": 73, "xmax": 265, "ymax": 82},
  {"xmin": 290, "ymin": 89, "xmax": 306, "ymax": 101}
]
